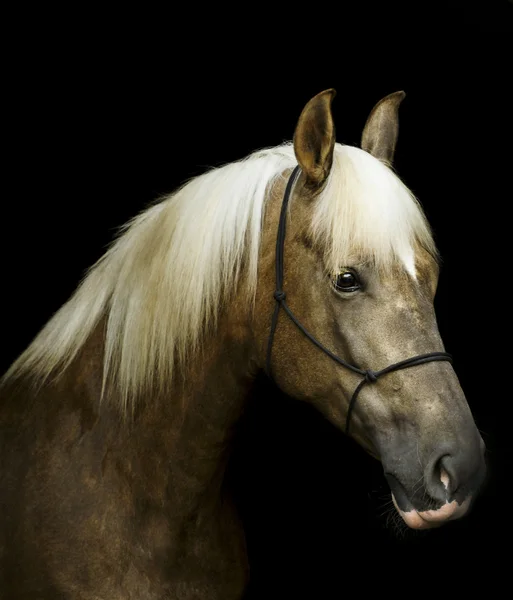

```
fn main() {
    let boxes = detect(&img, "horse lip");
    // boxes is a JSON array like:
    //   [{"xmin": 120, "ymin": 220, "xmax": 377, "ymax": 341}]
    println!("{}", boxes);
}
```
[
  {"xmin": 385, "ymin": 471, "xmax": 474, "ymax": 529},
  {"xmin": 391, "ymin": 494, "xmax": 472, "ymax": 529}
]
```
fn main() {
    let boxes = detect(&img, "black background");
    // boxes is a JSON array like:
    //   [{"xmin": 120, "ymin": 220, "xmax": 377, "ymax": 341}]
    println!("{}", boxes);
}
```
[{"xmin": 2, "ymin": 4, "xmax": 512, "ymax": 597}]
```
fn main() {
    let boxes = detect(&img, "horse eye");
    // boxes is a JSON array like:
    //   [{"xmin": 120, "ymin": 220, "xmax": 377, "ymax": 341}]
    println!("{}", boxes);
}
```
[{"xmin": 333, "ymin": 270, "xmax": 360, "ymax": 292}]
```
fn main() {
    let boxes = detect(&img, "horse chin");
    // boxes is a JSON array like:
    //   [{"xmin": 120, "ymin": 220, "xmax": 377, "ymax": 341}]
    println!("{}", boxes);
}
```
[{"xmin": 392, "ymin": 493, "xmax": 472, "ymax": 530}]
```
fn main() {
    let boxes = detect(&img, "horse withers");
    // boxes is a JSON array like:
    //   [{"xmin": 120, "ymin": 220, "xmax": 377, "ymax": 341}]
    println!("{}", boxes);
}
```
[{"xmin": 0, "ymin": 89, "xmax": 486, "ymax": 598}]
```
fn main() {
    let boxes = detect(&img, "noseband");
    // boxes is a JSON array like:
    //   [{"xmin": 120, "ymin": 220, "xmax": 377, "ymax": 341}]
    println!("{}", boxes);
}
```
[{"xmin": 265, "ymin": 166, "xmax": 453, "ymax": 434}]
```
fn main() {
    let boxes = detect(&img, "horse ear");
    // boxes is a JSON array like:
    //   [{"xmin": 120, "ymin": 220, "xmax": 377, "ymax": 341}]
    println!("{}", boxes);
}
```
[
  {"xmin": 361, "ymin": 91, "xmax": 406, "ymax": 164},
  {"xmin": 293, "ymin": 89, "xmax": 336, "ymax": 187}
]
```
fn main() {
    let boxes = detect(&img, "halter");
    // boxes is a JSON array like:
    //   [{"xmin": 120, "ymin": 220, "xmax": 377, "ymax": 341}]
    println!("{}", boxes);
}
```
[{"xmin": 265, "ymin": 166, "xmax": 453, "ymax": 434}]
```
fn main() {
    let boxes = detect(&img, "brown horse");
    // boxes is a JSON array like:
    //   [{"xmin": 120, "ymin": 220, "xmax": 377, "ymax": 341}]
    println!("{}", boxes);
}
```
[{"xmin": 0, "ymin": 90, "xmax": 486, "ymax": 598}]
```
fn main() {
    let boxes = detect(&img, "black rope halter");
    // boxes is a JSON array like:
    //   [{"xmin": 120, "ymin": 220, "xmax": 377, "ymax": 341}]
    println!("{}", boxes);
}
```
[{"xmin": 265, "ymin": 166, "xmax": 453, "ymax": 434}]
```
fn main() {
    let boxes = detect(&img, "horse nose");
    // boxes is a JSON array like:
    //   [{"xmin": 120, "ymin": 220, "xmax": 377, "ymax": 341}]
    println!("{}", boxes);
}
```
[{"xmin": 424, "ymin": 438, "xmax": 486, "ymax": 503}]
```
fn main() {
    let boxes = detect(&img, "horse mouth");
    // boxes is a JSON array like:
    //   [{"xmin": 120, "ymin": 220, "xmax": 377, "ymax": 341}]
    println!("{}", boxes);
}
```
[
  {"xmin": 385, "ymin": 472, "xmax": 473, "ymax": 530},
  {"xmin": 391, "ymin": 493, "xmax": 472, "ymax": 529}
]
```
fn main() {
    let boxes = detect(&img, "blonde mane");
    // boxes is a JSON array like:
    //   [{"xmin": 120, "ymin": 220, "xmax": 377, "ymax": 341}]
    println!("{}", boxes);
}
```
[{"xmin": 3, "ymin": 143, "xmax": 436, "ymax": 412}]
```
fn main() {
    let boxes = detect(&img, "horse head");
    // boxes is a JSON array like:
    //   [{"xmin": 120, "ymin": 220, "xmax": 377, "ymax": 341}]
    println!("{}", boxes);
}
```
[{"xmin": 256, "ymin": 90, "xmax": 486, "ymax": 529}]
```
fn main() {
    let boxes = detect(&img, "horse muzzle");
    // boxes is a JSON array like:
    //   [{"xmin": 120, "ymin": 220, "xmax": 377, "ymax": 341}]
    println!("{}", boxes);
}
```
[{"xmin": 382, "ymin": 433, "xmax": 486, "ymax": 529}]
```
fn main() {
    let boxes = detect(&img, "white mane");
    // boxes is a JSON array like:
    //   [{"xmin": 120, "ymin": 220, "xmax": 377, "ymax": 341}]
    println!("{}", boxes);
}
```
[{"xmin": 3, "ymin": 142, "xmax": 436, "ymax": 412}]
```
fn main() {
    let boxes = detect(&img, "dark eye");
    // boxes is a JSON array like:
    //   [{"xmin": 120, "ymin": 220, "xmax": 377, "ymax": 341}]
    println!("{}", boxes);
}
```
[{"xmin": 333, "ymin": 270, "xmax": 360, "ymax": 292}]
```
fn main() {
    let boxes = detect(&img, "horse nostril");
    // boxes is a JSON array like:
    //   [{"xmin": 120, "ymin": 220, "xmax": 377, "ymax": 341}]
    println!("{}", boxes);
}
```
[
  {"xmin": 424, "ymin": 453, "xmax": 455, "ymax": 503},
  {"xmin": 439, "ymin": 466, "xmax": 450, "ymax": 491},
  {"xmin": 426, "ymin": 438, "xmax": 486, "ymax": 506},
  {"xmin": 438, "ymin": 454, "xmax": 461, "ymax": 497},
  {"xmin": 432, "ymin": 454, "xmax": 462, "ymax": 500}
]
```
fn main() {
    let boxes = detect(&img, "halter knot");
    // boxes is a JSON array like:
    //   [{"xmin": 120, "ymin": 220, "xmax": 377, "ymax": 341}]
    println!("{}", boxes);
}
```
[
  {"xmin": 365, "ymin": 370, "xmax": 378, "ymax": 383},
  {"xmin": 273, "ymin": 291, "xmax": 286, "ymax": 302}
]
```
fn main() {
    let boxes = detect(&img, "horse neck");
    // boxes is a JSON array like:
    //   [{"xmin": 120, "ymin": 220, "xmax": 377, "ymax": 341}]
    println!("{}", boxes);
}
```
[
  {"xmin": 162, "ymin": 319, "xmax": 257, "ymax": 497},
  {"xmin": 65, "ymin": 309, "xmax": 257, "ymax": 515}
]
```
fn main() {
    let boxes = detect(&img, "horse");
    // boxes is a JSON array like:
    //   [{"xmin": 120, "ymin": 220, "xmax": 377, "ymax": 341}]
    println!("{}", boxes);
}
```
[{"xmin": 0, "ymin": 89, "xmax": 486, "ymax": 599}]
